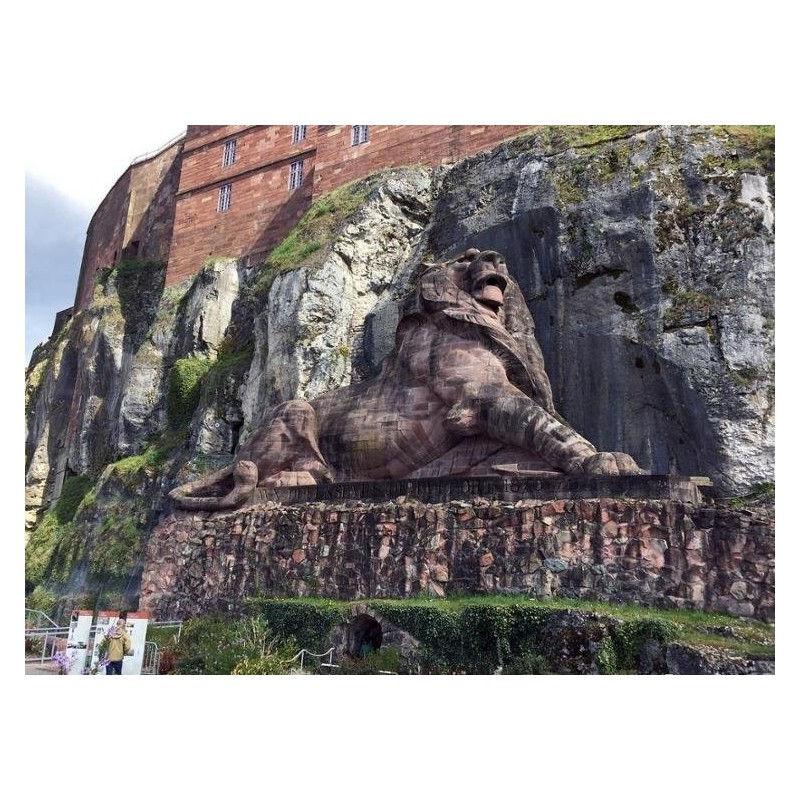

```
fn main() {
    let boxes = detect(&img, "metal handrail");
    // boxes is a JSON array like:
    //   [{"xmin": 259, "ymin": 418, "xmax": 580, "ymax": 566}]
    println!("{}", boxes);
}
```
[
  {"xmin": 25, "ymin": 628, "xmax": 68, "ymax": 663},
  {"xmin": 130, "ymin": 131, "xmax": 186, "ymax": 166},
  {"xmin": 286, "ymin": 647, "xmax": 339, "ymax": 671},
  {"xmin": 25, "ymin": 608, "xmax": 60, "ymax": 629},
  {"xmin": 142, "ymin": 641, "xmax": 161, "ymax": 675}
]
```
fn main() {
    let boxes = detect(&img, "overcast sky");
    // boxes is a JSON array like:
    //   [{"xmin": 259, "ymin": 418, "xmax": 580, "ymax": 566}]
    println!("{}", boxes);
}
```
[{"xmin": 24, "ymin": 121, "xmax": 185, "ymax": 360}]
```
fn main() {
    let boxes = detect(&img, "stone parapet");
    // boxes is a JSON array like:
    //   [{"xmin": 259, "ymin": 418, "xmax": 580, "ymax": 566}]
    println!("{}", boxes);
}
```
[
  {"xmin": 256, "ymin": 475, "xmax": 707, "ymax": 505},
  {"xmin": 140, "ymin": 490, "xmax": 773, "ymax": 623}
]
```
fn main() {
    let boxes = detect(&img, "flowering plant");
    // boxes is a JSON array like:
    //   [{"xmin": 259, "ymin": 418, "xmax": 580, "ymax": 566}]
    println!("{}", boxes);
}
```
[{"xmin": 53, "ymin": 649, "xmax": 78, "ymax": 675}]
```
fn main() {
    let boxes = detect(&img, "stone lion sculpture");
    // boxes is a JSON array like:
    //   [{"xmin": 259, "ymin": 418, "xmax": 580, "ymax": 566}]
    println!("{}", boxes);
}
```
[{"xmin": 169, "ymin": 248, "xmax": 644, "ymax": 510}]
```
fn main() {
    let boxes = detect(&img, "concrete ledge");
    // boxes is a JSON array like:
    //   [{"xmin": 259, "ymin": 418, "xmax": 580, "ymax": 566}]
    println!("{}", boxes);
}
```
[{"xmin": 253, "ymin": 474, "xmax": 707, "ymax": 506}]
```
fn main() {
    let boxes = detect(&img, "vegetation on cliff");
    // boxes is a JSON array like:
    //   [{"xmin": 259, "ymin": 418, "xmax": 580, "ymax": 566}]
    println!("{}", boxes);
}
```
[{"xmin": 250, "ymin": 168, "xmax": 417, "ymax": 300}]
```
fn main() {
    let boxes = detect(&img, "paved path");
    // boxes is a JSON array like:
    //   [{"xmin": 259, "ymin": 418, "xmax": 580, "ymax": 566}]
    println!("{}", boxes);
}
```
[{"xmin": 25, "ymin": 660, "xmax": 60, "ymax": 675}]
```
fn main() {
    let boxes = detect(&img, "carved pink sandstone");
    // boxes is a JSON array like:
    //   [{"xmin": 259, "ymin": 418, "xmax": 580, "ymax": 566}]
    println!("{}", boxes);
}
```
[{"xmin": 169, "ymin": 248, "xmax": 644, "ymax": 509}]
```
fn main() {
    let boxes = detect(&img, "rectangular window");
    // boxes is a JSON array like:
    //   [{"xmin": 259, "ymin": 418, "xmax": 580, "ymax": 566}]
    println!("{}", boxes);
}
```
[
  {"xmin": 222, "ymin": 139, "xmax": 237, "ymax": 168},
  {"xmin": 292, "ymin": 125, "xmax": 307, "ymax": 143},
  {"xmin": 289, "ymin": 160, "xmax": 304, "ymax": 191},
  {"xmin": 352, "ymin": 125, "xmax": 369, "ymax": 146},
  {"xmin": 218, "ymin": 183, "xmax": 232, "ymax": 212}
]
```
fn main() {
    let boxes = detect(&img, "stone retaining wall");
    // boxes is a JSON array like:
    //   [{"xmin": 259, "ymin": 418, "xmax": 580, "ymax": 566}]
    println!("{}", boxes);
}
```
[{"xmin": 140, "ymin": 497, "xmax": 774, "ymax": 622}]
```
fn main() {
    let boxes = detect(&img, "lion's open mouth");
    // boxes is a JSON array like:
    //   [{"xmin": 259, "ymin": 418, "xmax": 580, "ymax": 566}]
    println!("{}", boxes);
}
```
[{"xmin": 472, "ymin": 276, "xmax": 506, "ymax": 311}]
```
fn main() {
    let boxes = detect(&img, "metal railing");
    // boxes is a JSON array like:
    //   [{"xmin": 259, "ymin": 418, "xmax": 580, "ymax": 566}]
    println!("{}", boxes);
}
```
[
  {"xmin": 25, "ymin": 627, "xmax": 69, "ymax": 663},
  {"xmin": 141, "ymin": 641, "xmax": 161, "ymax": 675},
  {"xmin": 286, "ymin": 647, "xmax": 339, "ymax": 672},
  {"xmin": 25, "ymin": 608, "xmax": 60, "ymax": 630},
  {"xmin": 129, "ymin": 131, "xmax": 186, "ymax": 166}
]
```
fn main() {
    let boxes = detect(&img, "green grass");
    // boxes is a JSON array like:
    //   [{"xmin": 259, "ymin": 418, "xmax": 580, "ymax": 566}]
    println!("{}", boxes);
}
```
[
  {"xmin": 663, "ymin": 289, "xmax": 714, "ymax": 327},
  {"xmin": 108, "ymin": 430, "xmax": 186, "ymax": 482},
  {"xmin": 245, "ymin": 594, "xmax": 774, "ymax": 667},
  {"xmin": 714, "ymin": 125, "xmax": 775, "ymax": 176},
  {"xmin": 507, "ymin": 125, "xmax": 654, "ymax": 159},
  {"xmin": 725, "ymin": 481, "xmax": 775, "ymax": 508}
]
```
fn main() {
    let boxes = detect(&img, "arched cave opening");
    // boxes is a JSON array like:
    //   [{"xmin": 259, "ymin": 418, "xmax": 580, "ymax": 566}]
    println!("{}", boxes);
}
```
[{"xmin": 348, "ymin": 614, "xmax": 383, "ymax": 659}]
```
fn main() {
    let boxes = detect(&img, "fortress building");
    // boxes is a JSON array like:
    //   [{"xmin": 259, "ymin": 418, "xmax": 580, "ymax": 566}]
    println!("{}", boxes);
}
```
[{"xmin": 73, "ymin": 125, "xmax": 532, "ymax": 310}]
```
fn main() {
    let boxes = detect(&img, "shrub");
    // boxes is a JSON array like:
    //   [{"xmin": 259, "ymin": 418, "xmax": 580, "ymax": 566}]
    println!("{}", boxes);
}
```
[
  {"xmin": 171, "ymin": 615, "xmax": 297, "ymax": 675},
  {"xmin": 338, "ymin": 646, "xmax": 402, "ymax": 675},
  {"xmin": 167, "ymin": 357, "xmax": 212, "ymax": 430},
  {"xmin": 607, "ymin": 618, "xmax": 681, "ymax": 673},
  {"xmin": 245, "ymin": 598, "xmax": 347, "ymax": 652},
  {"xmin": 503, "ymin": 650, "xmax": 551, "ymax": 675},
  {"xmin": 26, "ymin": 585, "xmax": 59, "ymax": 619},
  {"xmin": 54, "ymin": 474, "xmax": 94, "ymax": 524}
]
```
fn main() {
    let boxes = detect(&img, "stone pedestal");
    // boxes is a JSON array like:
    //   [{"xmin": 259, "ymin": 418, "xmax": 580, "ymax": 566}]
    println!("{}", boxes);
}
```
[
  {"xmin": 256, "ymin": 474, "xmax": 707, "ymax": 505},
  {"xmin": 140, "ymin": 477, "xmax": 773, "ymax": 623}
]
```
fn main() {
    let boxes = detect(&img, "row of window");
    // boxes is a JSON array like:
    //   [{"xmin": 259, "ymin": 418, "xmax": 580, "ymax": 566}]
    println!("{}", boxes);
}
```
[
  {"xmin": 217, "ymin": 159, "xmax": 304, "ymax": 211},
  {"xmin": 220, "ymin": 126, "xmax": 368, "ymax": 168},
  {"xmin": 216, "ymin": 126, "xmax": 369, "ymax": 212}
]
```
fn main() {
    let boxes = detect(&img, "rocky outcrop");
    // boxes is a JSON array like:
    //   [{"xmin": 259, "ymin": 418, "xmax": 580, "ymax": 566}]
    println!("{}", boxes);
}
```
[
  {"xmin": 428, "ymin": 125, "xmax": 774, "ymax": 494},
  {"xmin": 240, "ymin": 169, "xmax": 431, "ymax": 437},
  {"xmin": 664, "ymin": 642, "xmax": 774, "ymax": 675},
  {"xmin": 24, "ymin": 260, "xmax": 243, "ymax": 525}
]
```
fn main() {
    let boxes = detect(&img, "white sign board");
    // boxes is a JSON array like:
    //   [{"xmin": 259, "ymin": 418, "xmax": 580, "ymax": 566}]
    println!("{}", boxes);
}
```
[
  {"xmin": 65, "ymin": 609, "xmax": 93, "ymax": 675},
  {"xmin": 122, "ymin": 611, "xmax": 149, "ymax": 675},
  {"xmin": 90, "ymin": 610, "xmax": 150, "ymax": 675}
]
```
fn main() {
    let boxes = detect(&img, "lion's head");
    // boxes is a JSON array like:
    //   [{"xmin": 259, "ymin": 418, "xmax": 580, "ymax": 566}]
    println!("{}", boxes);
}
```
[{"xmin": 395, "ymin": 248, "xmax": 557, "ymax": 414}]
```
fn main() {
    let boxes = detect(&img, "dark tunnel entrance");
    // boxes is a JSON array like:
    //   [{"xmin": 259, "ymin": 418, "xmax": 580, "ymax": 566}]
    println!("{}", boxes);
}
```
[{"xmin": 348, "ymin": 614, "xmax": 383, "ymax": 659}]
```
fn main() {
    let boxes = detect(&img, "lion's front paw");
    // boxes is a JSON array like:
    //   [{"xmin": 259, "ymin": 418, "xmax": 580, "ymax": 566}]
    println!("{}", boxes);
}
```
[{"xmin": 581, "ymin": 452, "xmax": 646, "ymax": 476}]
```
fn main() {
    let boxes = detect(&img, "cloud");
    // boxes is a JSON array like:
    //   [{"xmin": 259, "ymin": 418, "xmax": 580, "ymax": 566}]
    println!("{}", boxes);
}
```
[{"xmin": 25, "ymin": 174, "xmax": 89, "ymax": 359}]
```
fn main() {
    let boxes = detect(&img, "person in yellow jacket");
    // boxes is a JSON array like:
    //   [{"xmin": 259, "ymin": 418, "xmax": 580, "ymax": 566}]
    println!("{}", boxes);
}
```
[{"xmin": 104, "ymin": 612, "xmax": 133, "ymax": 675}]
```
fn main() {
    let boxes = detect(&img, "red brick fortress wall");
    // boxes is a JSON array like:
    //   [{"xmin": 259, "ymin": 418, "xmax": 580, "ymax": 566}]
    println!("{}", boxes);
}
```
[
  {"xmin": 312, "ymin": 125, "xmax": 532, "ymax": 197},
  {"xmin": 166, "ymin": 125, "xmax": 316, "ymax": 285},
  {"xmin": 73, "ymin": 139, "xmax": 183, "ymax": 310},
  {"xmin": 74, "ymin": 125, "xmax": 536, "ymax": 303}
]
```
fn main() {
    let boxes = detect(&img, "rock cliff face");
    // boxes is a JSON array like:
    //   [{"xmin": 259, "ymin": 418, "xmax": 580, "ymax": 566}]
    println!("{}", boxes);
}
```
[
  {"xmin": 241, "ymin": 170, "xmax": 431, "ymax": 438},
  {"xmin": 24, "ymin": 126, "xmax": 774, "ymax": 611},
  {"xmin": 427, "ymin": 126, "xmax": 774, "ymax": 493}
]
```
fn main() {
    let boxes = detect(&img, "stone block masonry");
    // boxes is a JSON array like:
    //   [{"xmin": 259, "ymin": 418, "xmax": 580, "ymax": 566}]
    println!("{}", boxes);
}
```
[{"xmin": 140, "ymin": 496, "xmax": 774, "ymax": 623}]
